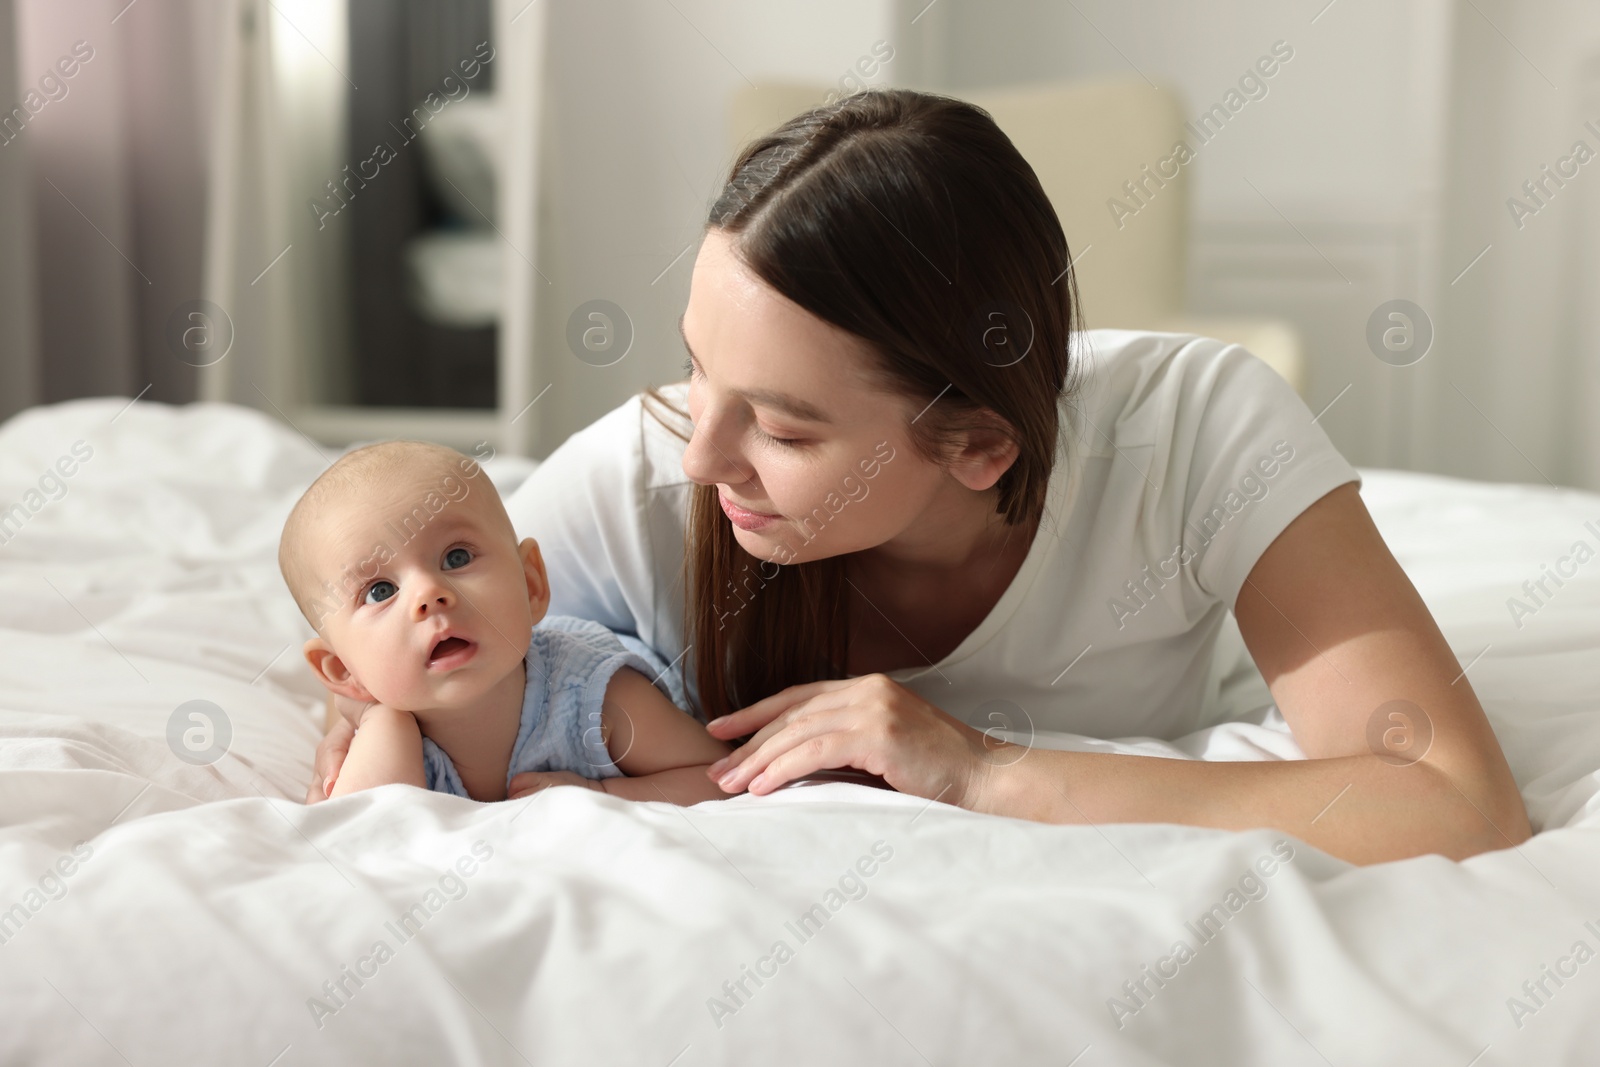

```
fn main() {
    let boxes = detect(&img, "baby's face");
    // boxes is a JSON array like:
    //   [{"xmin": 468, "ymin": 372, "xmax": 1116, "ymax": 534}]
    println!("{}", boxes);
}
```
[{"xmin": 300, "ymin": 470, "xmax": 545, "ymax": 713}]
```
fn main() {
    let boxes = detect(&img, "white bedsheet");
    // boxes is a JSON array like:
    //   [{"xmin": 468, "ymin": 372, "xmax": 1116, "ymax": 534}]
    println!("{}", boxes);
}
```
[{"xmin": 2, "ymin": 398, "xmax": 1598, "ymax": 1066}]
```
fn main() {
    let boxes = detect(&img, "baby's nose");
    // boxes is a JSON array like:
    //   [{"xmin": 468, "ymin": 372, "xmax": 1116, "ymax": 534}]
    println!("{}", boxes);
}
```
[{"xmin": 415, "ymin": 590, "xmax": 453, "ymax": 615}]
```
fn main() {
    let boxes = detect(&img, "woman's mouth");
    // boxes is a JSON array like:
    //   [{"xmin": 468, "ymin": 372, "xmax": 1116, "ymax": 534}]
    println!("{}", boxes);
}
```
[
  {"xmin": 719, "ymin": 491, "xmax": 780, "ymax": 532},
  {"xmin": 427, "ymin": 635, "xmax": 476, "ymax": 670}
]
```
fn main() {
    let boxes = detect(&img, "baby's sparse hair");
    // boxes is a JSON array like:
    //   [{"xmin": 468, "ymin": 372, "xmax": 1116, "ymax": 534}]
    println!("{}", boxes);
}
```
[{"xmin": 278, "ymin": 440, "xmax": 512, "ymax": 625}]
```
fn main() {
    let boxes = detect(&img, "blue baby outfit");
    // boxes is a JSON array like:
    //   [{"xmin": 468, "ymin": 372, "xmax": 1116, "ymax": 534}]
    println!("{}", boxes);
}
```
[{"xmin": 421, "ymin": 615, "xmax": 678, "ymax": 797}]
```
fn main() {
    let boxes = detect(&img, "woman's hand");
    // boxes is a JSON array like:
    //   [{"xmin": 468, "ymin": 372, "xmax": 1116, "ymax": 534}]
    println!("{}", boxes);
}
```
[
  {"xmin": 508, "ymin": 770, "xmax": 605, "ymax": 800},
  {"xmin": 306, "ymin": 716, "xmax": 356, "ymax": 804},
  {"xmin": 703, "ymin": 674, "xmax": 1001, "ymax": 808}
]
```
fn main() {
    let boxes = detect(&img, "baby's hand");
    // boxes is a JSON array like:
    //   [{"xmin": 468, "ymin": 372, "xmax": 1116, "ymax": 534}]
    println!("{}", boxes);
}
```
[{"xmin": 508, "ymin": 771, "xmax": 604, "ymax": 800}]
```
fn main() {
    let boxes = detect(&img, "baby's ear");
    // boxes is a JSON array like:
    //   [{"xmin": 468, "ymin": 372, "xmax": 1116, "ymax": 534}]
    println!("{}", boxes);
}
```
[{"xmin": 303, "ymin": 638, "xmax": 374, "ymax": 702}]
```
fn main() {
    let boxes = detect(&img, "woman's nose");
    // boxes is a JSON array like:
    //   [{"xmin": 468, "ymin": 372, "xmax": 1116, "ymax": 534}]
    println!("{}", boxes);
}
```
[{"xmin": 681, "ymin": 410, "xmax": 749, "ymax": 487}]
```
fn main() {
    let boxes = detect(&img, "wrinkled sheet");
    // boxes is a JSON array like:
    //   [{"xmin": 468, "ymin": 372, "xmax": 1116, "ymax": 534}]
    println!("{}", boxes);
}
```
[{"xmin": 1, "ymin": 398, "xmax": 1598, "ymax": 1066}]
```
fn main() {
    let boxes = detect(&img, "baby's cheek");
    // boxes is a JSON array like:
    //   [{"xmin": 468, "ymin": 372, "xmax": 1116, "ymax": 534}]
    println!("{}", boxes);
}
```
[{"xmin": 367, "ymin": 657, "xmax": 415, "ymax": 706}]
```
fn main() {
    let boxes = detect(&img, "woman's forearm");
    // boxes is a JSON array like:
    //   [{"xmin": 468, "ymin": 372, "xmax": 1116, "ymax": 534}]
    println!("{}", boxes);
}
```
[
  {"xmin": 969, "ymin": 747, "xmax": 1531, "ymax": 865},
  {"xmin": 307, "ymin": 705, "xmax": 358, "ymax": 802}
]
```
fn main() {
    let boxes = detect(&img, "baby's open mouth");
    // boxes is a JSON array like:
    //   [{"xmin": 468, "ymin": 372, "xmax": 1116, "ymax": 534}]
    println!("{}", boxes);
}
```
[{"xmin": 428, "ymin": 636, "xmax": 473, "ymax": 665}]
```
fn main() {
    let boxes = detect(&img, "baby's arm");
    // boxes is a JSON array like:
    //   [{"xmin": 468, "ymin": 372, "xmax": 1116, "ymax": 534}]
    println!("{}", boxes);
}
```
[
  {"xmin": 596, "ymin": 667, "xmax": 734, "ymax": 804},
  {"xmin": 326, "ymin": 704, "xmax": 427, "ymax": 797},
  {"xmin": 603, "ymin": 668, "xmax": 731, "ymax": 771},
  {"xmin": 598, "ymin": 765, "xmax": 732, "ymax": 805}
]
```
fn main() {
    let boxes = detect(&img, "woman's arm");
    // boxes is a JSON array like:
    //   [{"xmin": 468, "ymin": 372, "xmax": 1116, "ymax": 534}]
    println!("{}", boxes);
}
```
[
  {"xmin": 709, "ymin": 485, "xmax": 1532, "ymax": 865},
  {"xmin": 306, "ymin": 695, "xmax": 356, "ymax": 803},
  {"xmin": 967, "ymin": 483, "xmax": 1530, "ymax": 863}
]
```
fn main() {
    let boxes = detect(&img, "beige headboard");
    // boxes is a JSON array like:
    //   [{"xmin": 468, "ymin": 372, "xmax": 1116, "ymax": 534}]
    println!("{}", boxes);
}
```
[
  {"xmin": 724, "ymin": 82, "xmax": 1307, "ymax": 396},
  {"xmin": 727, "ymin": 80, "xmax": 1187, "ymax": 330}
]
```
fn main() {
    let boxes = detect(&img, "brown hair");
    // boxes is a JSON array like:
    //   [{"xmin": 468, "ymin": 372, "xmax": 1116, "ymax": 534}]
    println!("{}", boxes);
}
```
[{"xmin": 645, "ymin": 88, "xmax": 1084, "ymax": 722}]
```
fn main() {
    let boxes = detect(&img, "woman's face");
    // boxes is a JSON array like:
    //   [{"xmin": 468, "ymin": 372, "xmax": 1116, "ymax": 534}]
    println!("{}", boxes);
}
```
[{"xmin": 679, "ymin": 229, "xmax": 958, "ymax": 566}]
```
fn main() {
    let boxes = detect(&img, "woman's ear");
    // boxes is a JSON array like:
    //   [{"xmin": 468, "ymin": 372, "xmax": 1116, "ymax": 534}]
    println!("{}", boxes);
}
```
[
  {"xmin": 946, "ymin": 416, "xmax": 1021, "ymax": 493},
  {"xmin": 303, "ymin": 638, "xmax": 374, "ymax": 702},
  {"xmin": 518, "ymin": 538, "xmax": 551, "ymax": 619}
]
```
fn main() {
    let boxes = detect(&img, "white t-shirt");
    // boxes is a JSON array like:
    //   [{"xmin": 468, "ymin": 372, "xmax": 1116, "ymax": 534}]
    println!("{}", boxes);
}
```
[{"xmin": 505, "ymin": 328, "xmax": 1361, "ymax": 740}]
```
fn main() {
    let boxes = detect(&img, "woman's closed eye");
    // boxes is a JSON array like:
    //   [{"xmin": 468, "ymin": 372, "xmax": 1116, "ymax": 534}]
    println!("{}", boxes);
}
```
[
  {"xmin": 682, "ymin": 354, "xmax": 805, "ymax": 447},
  {"xmin": 753, "ymin": 424, "xmax": 805, "ymax": 448}
]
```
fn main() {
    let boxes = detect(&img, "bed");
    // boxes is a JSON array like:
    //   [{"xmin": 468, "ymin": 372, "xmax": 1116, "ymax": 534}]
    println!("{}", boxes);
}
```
[{"xmin": 2, "ymin": 397, "xmax": 1598, "ymax": 1066}]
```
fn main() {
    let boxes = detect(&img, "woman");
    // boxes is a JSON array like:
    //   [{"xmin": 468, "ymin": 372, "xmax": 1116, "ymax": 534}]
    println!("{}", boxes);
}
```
[{"xmin": 311, "ymin": 89, "xmax": 1529, "ymax": 865}]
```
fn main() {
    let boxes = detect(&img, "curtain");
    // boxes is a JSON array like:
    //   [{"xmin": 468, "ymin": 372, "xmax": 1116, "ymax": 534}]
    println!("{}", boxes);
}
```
[{"xmin": 1, "ymin": 0, "xmax": 215, "ymax": 422}]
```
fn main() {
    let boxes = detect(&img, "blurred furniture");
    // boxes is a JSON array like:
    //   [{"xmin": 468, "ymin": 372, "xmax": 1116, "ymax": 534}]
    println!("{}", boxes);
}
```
[
  {"xmin": 344, "ymin": 0, "xmax": 499, "ymax": 410},
  {"xmin": 728, "ymin": 81, "xmax": 1307, "ymax": 397},
  {"xmin": 406, "ymin": 93, "xmax": 504, "ymax": 331},
  {"xmin": 199, "ymin": 0, "xmax": 547, "ymax": 454}
]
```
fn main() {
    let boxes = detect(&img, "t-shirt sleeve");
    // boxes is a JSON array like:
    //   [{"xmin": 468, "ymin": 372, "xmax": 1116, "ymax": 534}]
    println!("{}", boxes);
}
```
[
  {"xmin": 1152, "ymin": 336, "xmax": 1361, "ymax": 612},
  {"xmin": 504, "ymin": 395, "xmax": 654, "ymax": 638},
  {"xmin": 532, "ymin": 616, "xmax": 686, "ymax": 777},
  {"xmin": 502, "ymin": 385, "xmax": 698, "ymax": 714}
]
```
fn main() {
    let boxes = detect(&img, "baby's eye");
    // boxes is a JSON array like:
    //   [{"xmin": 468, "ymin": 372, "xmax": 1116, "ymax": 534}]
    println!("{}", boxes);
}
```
[
  {"xmin": 442, "ymin": 547, "xmax": 472, "ymax": 570},
  {"xmin": 364, "ymin": 580, "xmax": 397, "ymax": 605}
]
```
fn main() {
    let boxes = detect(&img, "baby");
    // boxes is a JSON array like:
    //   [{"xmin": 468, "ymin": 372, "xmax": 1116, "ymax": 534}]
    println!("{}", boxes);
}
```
[{"xmin": 277, "ymin": 440, "xmax": 732, "ymax": 805}]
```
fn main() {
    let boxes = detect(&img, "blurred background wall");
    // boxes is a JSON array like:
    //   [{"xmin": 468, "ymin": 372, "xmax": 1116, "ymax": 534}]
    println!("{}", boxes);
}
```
[
  {"xmin": 6, "ymin": 0, "xmax": 214, "ymax": 417},
  {"xmin": 3, "ymin": 0, "xmax": 1599, "ymax": 491},
  {"xmin": 0, "ymin": 0, "xmax": 35, "ymax": 412}
]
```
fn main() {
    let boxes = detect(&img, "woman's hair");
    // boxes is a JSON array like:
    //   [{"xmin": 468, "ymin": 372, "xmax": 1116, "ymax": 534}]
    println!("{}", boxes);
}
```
[{"xmin": 644, "ymin": 87, "xmax": 1084, "ymax": 723}]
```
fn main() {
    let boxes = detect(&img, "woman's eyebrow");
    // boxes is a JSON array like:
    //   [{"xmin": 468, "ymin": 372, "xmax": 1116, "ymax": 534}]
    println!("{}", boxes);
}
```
[{"xmin": 678, "ymin": 313, "xmax": 834, "ymax": 424}]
